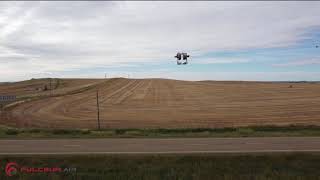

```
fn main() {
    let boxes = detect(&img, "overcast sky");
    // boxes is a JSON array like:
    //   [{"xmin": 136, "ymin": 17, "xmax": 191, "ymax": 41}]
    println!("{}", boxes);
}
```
[{"xmin": 0, "ymin": 1, "xmax": 320, "ymax": 82}]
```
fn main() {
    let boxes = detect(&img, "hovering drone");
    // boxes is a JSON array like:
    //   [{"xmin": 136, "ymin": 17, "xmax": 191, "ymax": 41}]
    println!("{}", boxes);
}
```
[{"xmin": 175, "ymin": 52, "xmax": 190, "ymax": 65}]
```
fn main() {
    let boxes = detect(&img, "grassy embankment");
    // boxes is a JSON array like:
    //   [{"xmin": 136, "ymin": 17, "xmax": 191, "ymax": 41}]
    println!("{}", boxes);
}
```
[
  {"xmin": 1, "ymin": 125, "xmax": 320, "ymax": 138},
  {"xmin": 0, "ymin": 153, "xmax": 319, "ymax": 180}
]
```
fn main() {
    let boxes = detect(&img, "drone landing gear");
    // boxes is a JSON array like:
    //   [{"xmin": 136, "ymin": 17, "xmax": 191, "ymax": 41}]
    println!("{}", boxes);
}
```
[{"xmin": 177, "ymin": 60, "xmax": 188, "ymax": 65}]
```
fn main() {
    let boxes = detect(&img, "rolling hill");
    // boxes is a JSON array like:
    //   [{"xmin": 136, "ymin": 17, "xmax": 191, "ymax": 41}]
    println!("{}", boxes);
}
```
[{"xmin": 1, "ymin": 78, "xmax": 320, "ymax": 129}]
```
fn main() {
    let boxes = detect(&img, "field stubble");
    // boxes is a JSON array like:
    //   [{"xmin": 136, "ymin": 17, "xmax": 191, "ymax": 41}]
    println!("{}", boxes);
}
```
[{"xmin": 1, "ymin": 78, "xmax": 320, "ymax": 129}]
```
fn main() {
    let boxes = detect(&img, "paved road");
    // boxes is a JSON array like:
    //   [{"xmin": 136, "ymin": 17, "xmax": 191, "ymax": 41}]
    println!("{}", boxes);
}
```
[{"xmin": 0, "ymin": 137, "xmax": 320, "ymax": 155}]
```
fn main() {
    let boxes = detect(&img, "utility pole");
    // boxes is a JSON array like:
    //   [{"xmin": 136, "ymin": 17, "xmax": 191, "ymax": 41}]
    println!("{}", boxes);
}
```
[
  {"xmin": 96, "ymin": 90, "xmax": 101, "ymax": 130},
  {"xmin": 49, "ymin": 78, "xmax": 52, "ymax": 96}
]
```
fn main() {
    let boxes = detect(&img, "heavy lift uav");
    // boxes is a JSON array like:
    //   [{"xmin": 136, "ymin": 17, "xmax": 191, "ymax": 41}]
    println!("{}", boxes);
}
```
[{"xmin": 175, "ymin": 52, "xmax": 190, "ymax": 65}]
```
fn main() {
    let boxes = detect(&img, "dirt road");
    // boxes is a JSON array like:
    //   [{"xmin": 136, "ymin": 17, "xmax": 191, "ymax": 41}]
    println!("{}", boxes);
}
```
[
  {"xmin": 0, "ymin": 137, "xmax": 319, "ymax": 154},
  {"xmin": 1, "ymin": 78, "xmax": 320, "ymax": 129}
]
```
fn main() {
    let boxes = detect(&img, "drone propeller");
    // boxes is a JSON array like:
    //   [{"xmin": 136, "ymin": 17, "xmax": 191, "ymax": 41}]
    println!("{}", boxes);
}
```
[{"xmin": 175, "ymin": 53, "xmax": 182, "ymax": 60}]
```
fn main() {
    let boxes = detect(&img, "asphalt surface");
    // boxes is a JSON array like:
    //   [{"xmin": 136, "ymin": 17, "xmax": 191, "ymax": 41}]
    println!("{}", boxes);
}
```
[{"xmin": 0, "ymin": 137, "xmax": 320, "ymax": 155}]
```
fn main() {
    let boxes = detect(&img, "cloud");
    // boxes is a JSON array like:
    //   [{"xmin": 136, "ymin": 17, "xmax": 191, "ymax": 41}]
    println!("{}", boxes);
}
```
[
  {"xmin": 130, "ymin": 71, "xmax": 320, "ymax": 81},
  {"xmin": 0, "ymin": 2, "xmax": 320, "ymax": 81},
  {"xmin": 272, "ymin": 58, "xmax": 320, "ymax": 67},
  {"xmin": 194, "ymin": 58, "xmax": 250, "ymax": 64}
]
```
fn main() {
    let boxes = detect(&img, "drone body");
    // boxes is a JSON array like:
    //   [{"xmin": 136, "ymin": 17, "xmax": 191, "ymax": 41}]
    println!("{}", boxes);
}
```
[{"xmin": 175, "ymin": 52, "xmax": 190, "ymax": 65}]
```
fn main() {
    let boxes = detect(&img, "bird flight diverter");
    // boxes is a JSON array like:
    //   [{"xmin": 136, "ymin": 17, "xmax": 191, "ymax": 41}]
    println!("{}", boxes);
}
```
[{"xmin": 175, "ymin": 52, "xmax": 189, "ymax": 65}]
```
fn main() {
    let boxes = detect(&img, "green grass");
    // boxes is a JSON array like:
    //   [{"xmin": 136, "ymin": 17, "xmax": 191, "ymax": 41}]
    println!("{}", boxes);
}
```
[
  {"xmin": 0, "ymin": 153, "xmax": 319, "ymax": 180},
  {"xmin": 0, "ymin": 125, "xmax": 320, "ymax": 139}
]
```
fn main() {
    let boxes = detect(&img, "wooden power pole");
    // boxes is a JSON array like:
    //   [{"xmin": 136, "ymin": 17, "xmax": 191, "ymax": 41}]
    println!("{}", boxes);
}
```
[
  {"xmin": 50, "ymin": 78, "xmax": 53, "ymax": 96},
  {"xmin": 96, "ymin": 90, "xmax": 101, "ymax": 130}
]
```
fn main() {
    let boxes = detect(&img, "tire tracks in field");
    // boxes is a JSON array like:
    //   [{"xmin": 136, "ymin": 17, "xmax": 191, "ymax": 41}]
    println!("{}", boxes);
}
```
[
  {"xmin": 7, "ymin": 79, "xmax": 125, "ymax": 127},
  {"xmin": 130, "ymin": 80, "xmax": 152, "ymax": 101},
  {"xmin": 109, "ymin": 80, "xmax": 143, "ymax": 105},
  {"xmin": 45, "ymin": 78, "xmax": 131, "ymax": 120},
  {"xmin": 5, "ymin": 79, "xmax": 320, "ymax": 129},
  {"xmin": 15, "ymin": 78, "xmax": 146, "ymax": 127},
  {"xmin": 97, "ymin": 79, "xmax": 134, "ymax": 104}
]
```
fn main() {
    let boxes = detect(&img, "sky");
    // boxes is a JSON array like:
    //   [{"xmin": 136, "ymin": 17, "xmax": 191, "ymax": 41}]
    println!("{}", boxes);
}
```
[{"xmin": 0, "ymin": 1, "xmax": 320, "ymax": 82}]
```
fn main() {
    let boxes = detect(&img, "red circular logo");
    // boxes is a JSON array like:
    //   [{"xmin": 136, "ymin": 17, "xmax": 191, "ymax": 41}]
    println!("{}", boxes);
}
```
[{"xmin": 5, "ymin": 162, "xmax": 18, "ymax": 176}]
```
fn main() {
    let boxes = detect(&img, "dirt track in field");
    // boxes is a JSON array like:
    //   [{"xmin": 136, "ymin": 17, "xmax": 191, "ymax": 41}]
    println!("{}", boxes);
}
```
[
  {"xmin": 0, "ymin": 78, "xmax": 104, "ymax": 97},
  {"xmin": 1, "ymin": 78, "xmax": 320, "ymax": 129}
]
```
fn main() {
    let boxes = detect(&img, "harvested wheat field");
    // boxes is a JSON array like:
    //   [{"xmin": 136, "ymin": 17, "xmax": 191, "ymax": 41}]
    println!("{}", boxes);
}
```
[
  {"xmin": 1, "ymin": 78, "xmax": 320, "ymax": 129},
  {"xmin": 0, "ymin": 78, "xmax": 105, "ymax": 99}
]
